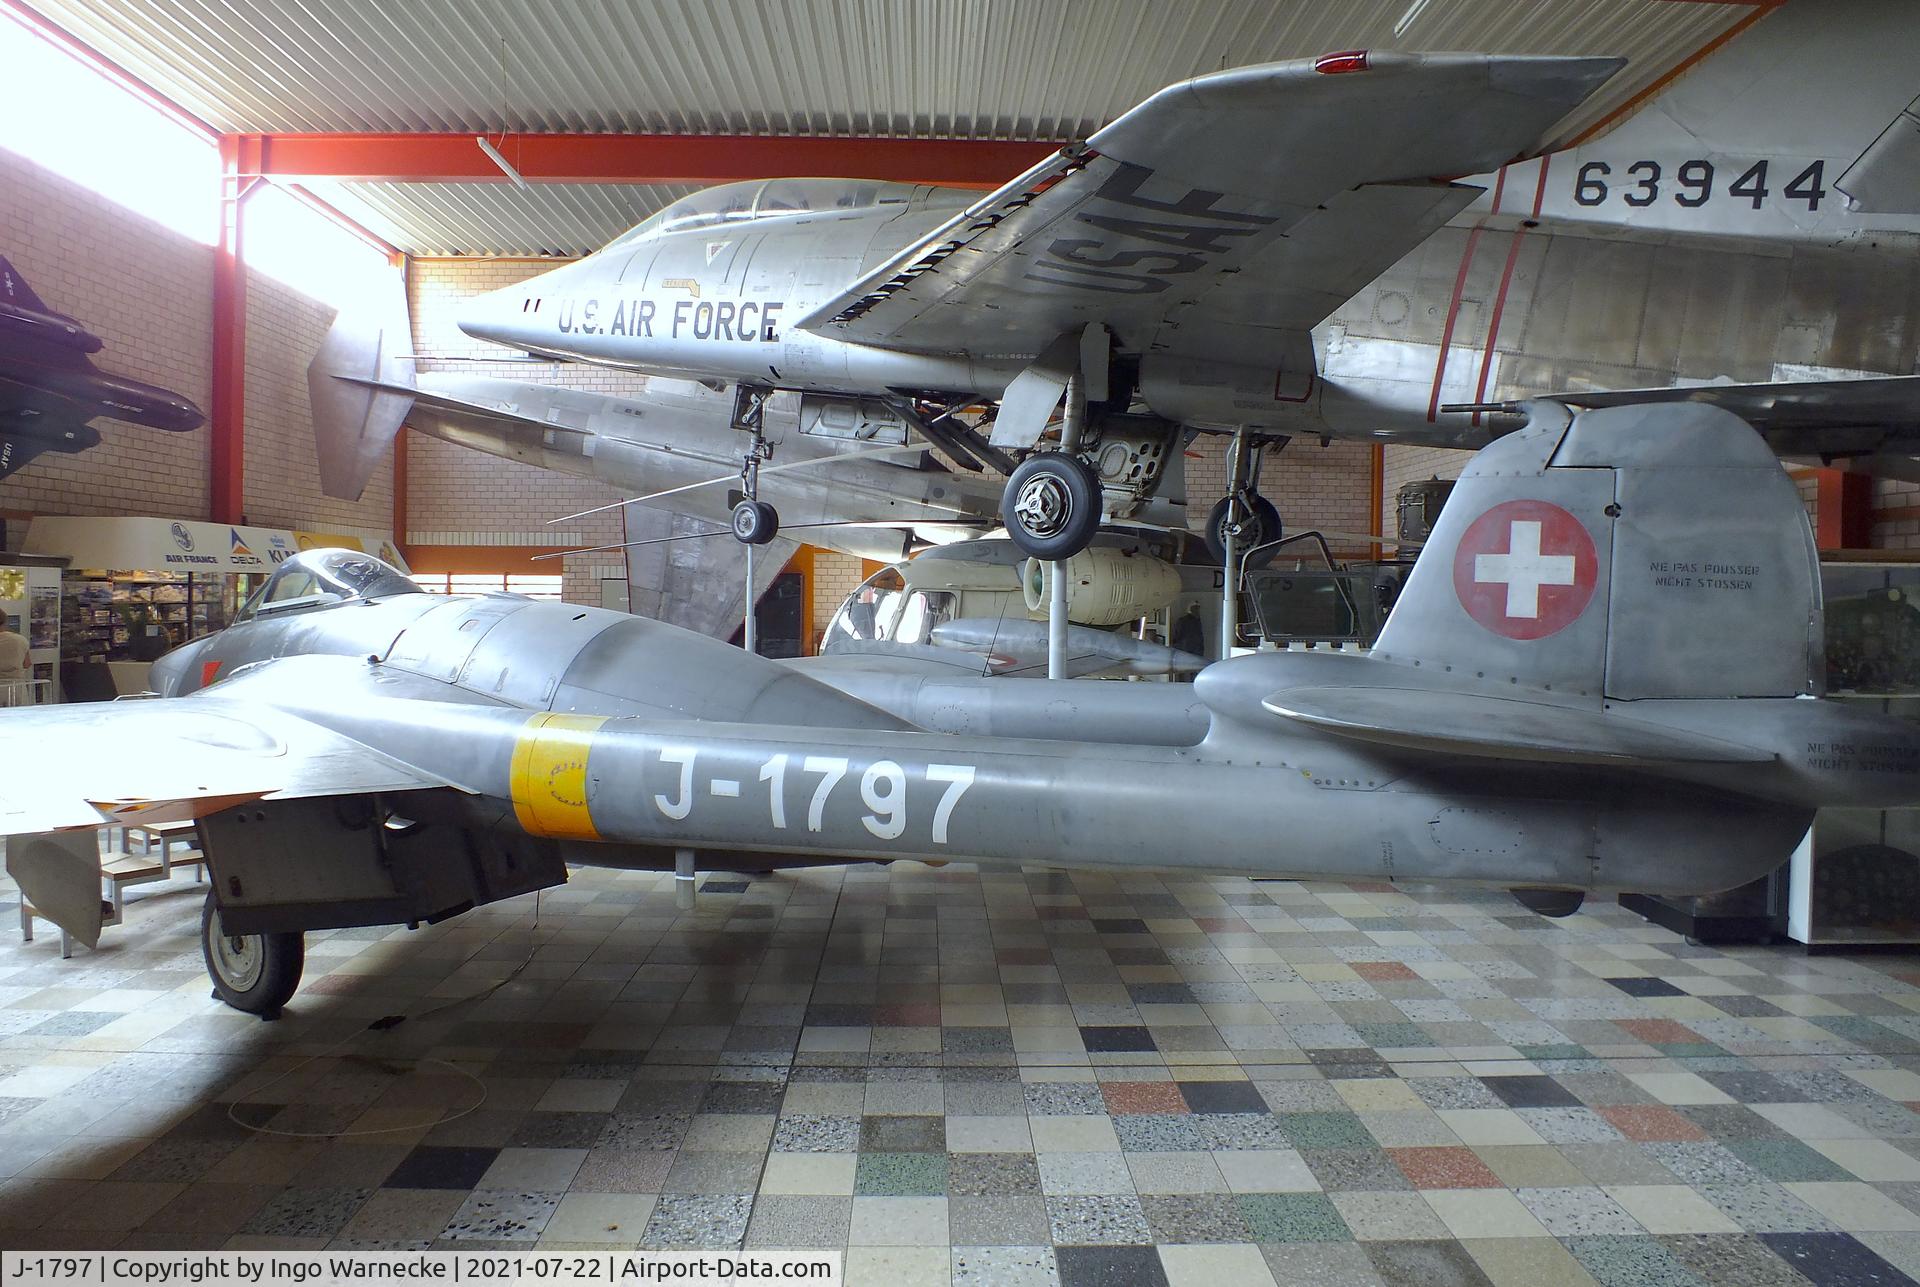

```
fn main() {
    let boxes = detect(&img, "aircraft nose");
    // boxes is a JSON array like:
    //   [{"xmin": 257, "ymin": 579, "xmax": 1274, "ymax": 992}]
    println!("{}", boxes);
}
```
[{"xmin": 456, "ymin": 281, "xmax": 530, "ymax": 347}]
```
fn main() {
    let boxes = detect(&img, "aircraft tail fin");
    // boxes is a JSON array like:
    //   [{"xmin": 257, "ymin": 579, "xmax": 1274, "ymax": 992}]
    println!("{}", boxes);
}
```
[
  {"xmin": 0, "ymin": 256, "xmax": 49, "ymax": 312},
  {"xmin": 1371, "ymin": 398, "xmax": 1823, "ymax": 702},
  {"xmin": 1581, "ymin": 0, "xmax": 1920, "ymax": 215},
  {"xmin": 307, "ymin": 280, "xmax": 416, "ymax": 501}
]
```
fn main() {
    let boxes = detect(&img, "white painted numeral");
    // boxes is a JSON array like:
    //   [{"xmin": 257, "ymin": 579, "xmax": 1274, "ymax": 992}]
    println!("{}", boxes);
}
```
[
  {"xmin": 654, "ymin": 746, "xmax": 696, "ymax": 820},
  {"xmin": 759, "ymin": 753, "xmax": 788, "ymax": 830},
  {"xmin": 861, "ymin": 760, "xmax": 908, "ymax": 840},
  {"xmin": 926, "ymin": 764, "xmax": 976, "ymax": 845},
  {"xmin": 801, "ymin": 756, "xmax": 848, "ymax": 832}
]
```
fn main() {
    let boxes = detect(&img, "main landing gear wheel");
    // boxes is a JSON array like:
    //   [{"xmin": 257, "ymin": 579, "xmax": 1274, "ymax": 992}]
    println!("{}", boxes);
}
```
[
  {"xmin": 201, "ymin": 891, "xmax": 304, "ymax": 1019},
  {"xmin": 1002, "ymin": 452, "xmax": 1101, "ymax": 560},
  {"xmin": 1204, "ymin": 493, "xmax": 1283, "ymax": 570},
  {"xmin": 730, "ymin": 499, "xmax": 780, "ymax": 545}
]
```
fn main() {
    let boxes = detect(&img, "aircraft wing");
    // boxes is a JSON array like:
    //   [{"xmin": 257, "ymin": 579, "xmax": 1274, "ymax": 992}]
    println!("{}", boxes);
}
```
[
  {"xmin": 794, "ymin": 53, "xmax": 1620, "ymax": 359},
  {"xmin": 0, "ymin": 697, "xmax": 448, "ymax": 834}
]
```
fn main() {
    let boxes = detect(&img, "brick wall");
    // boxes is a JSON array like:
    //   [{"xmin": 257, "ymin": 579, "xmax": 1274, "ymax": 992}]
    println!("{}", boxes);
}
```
[
  {"xmin": 0, "ymin": 145, "xmax": 392, "ymax": 536},
  {"xmin": 1874, "ymin": 477, "xmax": 1920, "ymax": 552},
  {"xmin": 0, "ymin": 147, "xmax": 211, "ymax": 520},
  {"xmin": 242, "ymin": 270, "xmax": 393, "ymax": 531},
  {"xmin": 810, "ymin": 550, "xmax": 869, "ymax": 645},
  {"xmin": 1185, "ymin": 435, "xmax": 1377, "ymax": 558},
  {"xmin": 407, "ymin": 258, "xmax": 637, "ymax": 605}
]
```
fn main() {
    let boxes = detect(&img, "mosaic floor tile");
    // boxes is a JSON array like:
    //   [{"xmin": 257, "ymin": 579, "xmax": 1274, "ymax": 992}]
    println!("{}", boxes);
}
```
[
  {"xmin": 1364, "ymin": 1238, "xmax": 1497, "ymax": 1286},
  {"xmin": 1514, "ymin": 1186, "xmax": 1645, "ymax": 1236},
  {"xmin": 640, "ymin": 1193, "xmax": 751, "ymax": 1249},
  {"xmin": 771, "ymin": 1113, "xmax": 860, "ymax": 1153},
  {"xmin": 854, "ymin": 1150, "xmax": 947, "ymax": 1196},
  {"xmin": 1054, "ymin": 1245, "xmax": 1168, "ymax": 1287},
  {"xmin": 240, "ymin": 1190, "xmax": 370, "ymax": 1237},
  {"xmin": 950, "ymin": 1195, "xmax": 1050, "ymax": 1247},
  {"xmin": 1237, "ymin": 1191, "xmax": 1351, "ymax": 1242},
  {"xmin": 1390, "ymin": 1147, "xmax": 1503, "ymax": 1190},
  {"xmin": 1047, "ymin": 1195, "xmax": 1153, "ymax": 1246},
  {"xmin": 1563, "ymin": 1234, "xmax": 1704, "ymax": 1287},
  {"xmin": 951, "ymin": 1245, "xmax": 1060, "ymax": 1287},
  {"xmin": 439, "ymin": 1190, "xmax": 560, "ymax": 1243},
  {"xmin": 744, "ymin": 1194, "xmax": 850, "ymax": 1248}
]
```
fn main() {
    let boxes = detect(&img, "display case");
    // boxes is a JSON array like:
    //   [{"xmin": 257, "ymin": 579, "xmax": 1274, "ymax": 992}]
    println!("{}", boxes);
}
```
[
  {"xmin": 1626, "ymin": 559, "xmax": 1920, "ymax": 946},
  {"xmin": 60, "ymin": 569, "xmax": 263, "ymax": 664}
]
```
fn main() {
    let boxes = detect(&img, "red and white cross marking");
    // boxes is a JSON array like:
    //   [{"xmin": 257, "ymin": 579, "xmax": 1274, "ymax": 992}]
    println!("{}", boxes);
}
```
[{"xmin": 1450, "ymin": 499, "xmax": 1599, "ymax": 640}]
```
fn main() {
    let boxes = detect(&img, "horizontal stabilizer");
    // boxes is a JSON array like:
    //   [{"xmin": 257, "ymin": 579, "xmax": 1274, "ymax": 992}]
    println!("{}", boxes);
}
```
[
  {"xmin": 1447, "ymin": 376, "xmax": 1920, "ymax": 459},
  {"xmin": 1262, "ymin": 686, "xmax": 1774, "ymax": 765}
]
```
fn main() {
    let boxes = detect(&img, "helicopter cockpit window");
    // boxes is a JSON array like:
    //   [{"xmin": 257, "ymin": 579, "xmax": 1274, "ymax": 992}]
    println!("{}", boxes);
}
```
[{"xmin": 821, "ymin": 566, "xmax": 958, "ymax": 649}]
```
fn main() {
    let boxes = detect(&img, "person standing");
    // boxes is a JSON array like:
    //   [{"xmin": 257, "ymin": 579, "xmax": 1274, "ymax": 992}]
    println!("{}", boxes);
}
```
[{"xmin": 0, "ymin": 619, "xmax": 29, "ymax": 706}]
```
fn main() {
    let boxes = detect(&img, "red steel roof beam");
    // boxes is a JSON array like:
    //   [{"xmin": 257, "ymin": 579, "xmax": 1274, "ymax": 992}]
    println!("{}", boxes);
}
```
[{"xmin": 254, "ymin": 133, "xmax": 1058, "ymax": 189}]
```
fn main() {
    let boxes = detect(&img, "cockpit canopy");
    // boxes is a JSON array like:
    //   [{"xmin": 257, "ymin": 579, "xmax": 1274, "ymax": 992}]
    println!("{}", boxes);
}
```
[
  {"xmin": 608, "ymin": 178, "xmax": 923, "ymax": 246},
  {"xmin": 235, "ymin": 548, "xmax": 419, "ymax": 623}
]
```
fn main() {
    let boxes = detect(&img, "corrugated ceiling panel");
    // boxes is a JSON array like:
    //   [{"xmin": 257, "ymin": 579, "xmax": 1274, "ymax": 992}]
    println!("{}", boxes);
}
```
[
  {"xmin": 305, "ymin": 180, "xmax": 695, "ymax": 256},
  {"xmin": 19, "ymin": 0, "xmax": 1764, "ymax": 252}
]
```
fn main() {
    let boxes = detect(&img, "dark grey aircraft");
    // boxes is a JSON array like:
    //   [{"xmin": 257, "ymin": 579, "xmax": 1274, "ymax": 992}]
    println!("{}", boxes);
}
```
[
  {"xmin": 0, "ymin": 256, "xmax": 204, "ymax": 481},
  {"xmin": 4, "ymin": 398, "xmax": 1917, "ymax": 1016}
]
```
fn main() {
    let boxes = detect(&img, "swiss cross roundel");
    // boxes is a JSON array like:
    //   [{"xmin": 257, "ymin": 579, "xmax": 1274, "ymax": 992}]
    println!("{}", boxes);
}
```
[{"xmin": 1451, "ymin": 499, "xmax": 1599, "ymax": 640}]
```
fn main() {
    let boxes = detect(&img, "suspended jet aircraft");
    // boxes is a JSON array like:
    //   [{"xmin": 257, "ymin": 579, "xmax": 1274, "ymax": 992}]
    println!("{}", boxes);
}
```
[
  {"xmin": 449, "ymin": 50, "xmax": 1626, "ymax": 561},
  {"xmin": 309, "ymin": 305, "xmax": 1017, "ymax": 566},
  {"xmin": 0, "ymin": 256, "xmax": 203, "ymax": 481},
  {"xmin": 3, "ymin": 397, "xmax": 1916, "ymax": 1016},
  {"xmin": 444, "ymin": 2, "xmax": 1920, "ymax": 566}
]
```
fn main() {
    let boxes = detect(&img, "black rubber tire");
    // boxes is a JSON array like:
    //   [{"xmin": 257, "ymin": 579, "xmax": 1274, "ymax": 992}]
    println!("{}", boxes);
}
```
[
  {"xmin": 730, "ymin": 499, "xmax": 780, "ymax": 546},
  {"xmin": 1001, "ymin": 452, "xmax": 1102, "ymax": 560},
  {"xmin": 201, "ymin": 891, "xmax": 304, "ymax": 1018},
  {"xmin": 1204, "ymin": 494, "xmax": 1283, "ymax": 570}
]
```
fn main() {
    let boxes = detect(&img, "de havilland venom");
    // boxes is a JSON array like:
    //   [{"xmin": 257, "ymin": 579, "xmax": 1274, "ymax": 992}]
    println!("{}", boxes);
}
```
[
  {"xmin": 311, "ymin": 2, "xmax": 1920, "ymax": 574},
  {"xmin": 4, "ymin": 398, "xmax": 1918, "ymax": 1016}
]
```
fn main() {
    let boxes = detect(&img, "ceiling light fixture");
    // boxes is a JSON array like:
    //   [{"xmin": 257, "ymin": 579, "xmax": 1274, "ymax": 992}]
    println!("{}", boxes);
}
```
[{"xmin": 477, "ymin": 136, "xmax": 529, "ymax": 189}]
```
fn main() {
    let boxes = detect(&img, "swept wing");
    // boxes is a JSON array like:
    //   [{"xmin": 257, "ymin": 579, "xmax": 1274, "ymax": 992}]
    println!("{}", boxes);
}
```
[{"xmin": 795, "ymin": 53, "xmax": 1621, "ymax": 361}]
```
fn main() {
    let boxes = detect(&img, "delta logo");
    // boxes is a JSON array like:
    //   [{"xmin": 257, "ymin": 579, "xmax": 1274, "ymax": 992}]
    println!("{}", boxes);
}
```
[{"xmin": 229, "ymin": 529, "xmax": 265, "ymax": 567}]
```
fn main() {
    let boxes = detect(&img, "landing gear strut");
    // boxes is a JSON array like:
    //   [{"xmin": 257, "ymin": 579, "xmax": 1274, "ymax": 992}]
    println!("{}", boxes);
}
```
[
  {"xmin": 201, "ymin": 891, "xmax": 304, "ymax": 1019},
  {"xmin": 729, "ymin": 387, "xmax": 781, "ymax": 653}
]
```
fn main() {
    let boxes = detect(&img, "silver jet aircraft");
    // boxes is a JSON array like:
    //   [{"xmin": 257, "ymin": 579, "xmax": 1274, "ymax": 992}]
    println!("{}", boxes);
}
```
[
  {"xmin": 3, "ymin": 397, "xmax": 1916, "ymax": 1016},
  {"xmin": 442, "ymin": 2, "xmax": 1920, "ymax": 562},
  {"xmin": 447, "ymin": 49, "xmax": 1626, "ymax": 561}
]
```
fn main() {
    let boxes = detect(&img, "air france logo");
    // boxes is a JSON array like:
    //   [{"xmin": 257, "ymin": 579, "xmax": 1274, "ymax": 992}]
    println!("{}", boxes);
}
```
[
  {"xmin": 1452, "ymin": 500, "xmax": 1598, "ymax": 640},
  {"xmin": 170, "ymin": 522, "xmax": 194, "ymax": 553}
]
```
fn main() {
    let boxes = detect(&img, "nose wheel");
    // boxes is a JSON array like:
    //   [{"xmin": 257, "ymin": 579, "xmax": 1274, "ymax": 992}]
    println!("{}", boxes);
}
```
[
  {"xmin": 200, "ymin": 891, "xmax": 304, "ymax": 1019},
  {"xmin": 1002, "ymin": 452, "xmax": 1102, "ymax": 560},
  {"xmin": 731, "ymin": 498, "xmax": 780, "ymax": 545}
]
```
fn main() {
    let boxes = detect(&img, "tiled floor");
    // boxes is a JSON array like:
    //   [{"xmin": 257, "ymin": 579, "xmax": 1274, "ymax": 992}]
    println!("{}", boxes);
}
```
[{"xmin": 4, "ymin": 860, "xmax": 1920, "ymax": 1285}]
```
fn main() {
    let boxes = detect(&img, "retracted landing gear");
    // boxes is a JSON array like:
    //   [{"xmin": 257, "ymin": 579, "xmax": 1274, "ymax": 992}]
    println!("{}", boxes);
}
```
[
  {"xmin": 201, "ymin": 891, "xmax": 304, "ymax": 1019},
  {"xmin": 1003, "ymin": 451, "xmax": 1102, "ymax": 561}
]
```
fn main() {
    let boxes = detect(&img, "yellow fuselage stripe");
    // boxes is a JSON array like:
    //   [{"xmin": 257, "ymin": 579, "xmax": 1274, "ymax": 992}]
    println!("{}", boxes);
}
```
[{"xmin": 510, "ymin": 713, "xmax": 609, "ymax": 841}]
